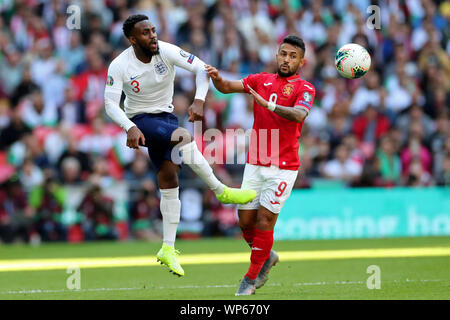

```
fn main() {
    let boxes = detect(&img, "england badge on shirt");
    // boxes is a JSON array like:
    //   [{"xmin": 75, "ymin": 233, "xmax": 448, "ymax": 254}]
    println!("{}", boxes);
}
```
[{"xmin": 155, "ymin": 61, "xmax": 168, "ymax": 75}]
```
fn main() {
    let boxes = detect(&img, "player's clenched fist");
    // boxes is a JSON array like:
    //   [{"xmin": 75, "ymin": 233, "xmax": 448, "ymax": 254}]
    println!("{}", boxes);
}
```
[
  {"xmin": 188, "ymin": 99, "xmax": 204, "ymax": 122},
  {"xmin": 126, "ymin": 126, "xmax": 146, "ymax": 149}
]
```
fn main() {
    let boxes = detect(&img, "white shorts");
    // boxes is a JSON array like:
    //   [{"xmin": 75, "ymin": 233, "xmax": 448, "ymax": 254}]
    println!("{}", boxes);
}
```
[{"xmin": 237, "ymin": 163, "xmax": 298, "ymax": 214}]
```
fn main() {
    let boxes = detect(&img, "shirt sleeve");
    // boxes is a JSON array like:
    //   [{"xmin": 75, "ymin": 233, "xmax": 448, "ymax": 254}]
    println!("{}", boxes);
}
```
[
  {"xmin": 104, "ymin": 61, "xmax": 135, "ymax": 132},
  {"xmin": 240, "ymin": 73, "xmax": 262, "ymax": 94},
  {"xmin": 294, "ymin": 82, "xmax": 316, "ymax": 115},
  {"xmin": 161, "ymin": 42, "xmax": 209, "ymax": 101},
  {"xmin": 104, "ymin": 61, "xmax": 124, "ymax": 95}
]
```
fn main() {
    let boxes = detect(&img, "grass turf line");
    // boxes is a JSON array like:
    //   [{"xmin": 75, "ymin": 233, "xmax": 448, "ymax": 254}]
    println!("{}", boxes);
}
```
[{"xmin": 0, "ymin": 237, "xmax": 449, "ymax": 299}]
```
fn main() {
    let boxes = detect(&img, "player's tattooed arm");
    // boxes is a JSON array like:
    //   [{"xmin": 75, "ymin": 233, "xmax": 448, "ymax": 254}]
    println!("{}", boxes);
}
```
[
  {"xmin": 247, "ymin": 85, "xmax": 308, "ymax": 123},
  {"xmin": 273, "ymin": 105, "xmax": 308, "ymax": 123},
  {"xmin": 204, "ymin": 64, "xmax": 245, "ymax": 93}
]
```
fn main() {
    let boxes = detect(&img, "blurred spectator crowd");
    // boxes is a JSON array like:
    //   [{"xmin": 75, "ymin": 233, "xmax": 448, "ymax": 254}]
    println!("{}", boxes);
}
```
[{"xmin": 0, "ymin": 0, "xmax": 449, "ymax": 244}]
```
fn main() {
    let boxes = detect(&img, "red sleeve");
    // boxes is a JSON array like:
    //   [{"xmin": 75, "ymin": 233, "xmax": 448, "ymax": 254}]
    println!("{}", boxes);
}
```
[
  {"xmin": 294, "ymin": 82, "xmax": 315, "ymax": 112},
  {"xmin": 241, "ymin": 73, "xmax": 264, "ymax": 94}
]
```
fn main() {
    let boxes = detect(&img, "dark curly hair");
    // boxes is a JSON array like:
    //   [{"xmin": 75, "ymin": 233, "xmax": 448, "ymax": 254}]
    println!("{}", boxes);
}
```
[
  {"xmin": 281, "ymin": 35, "xmax": 306, "ymax": 56},
  {"xmin": 123, "ymin": 14, "xmax": 149, "ymax": 38}
]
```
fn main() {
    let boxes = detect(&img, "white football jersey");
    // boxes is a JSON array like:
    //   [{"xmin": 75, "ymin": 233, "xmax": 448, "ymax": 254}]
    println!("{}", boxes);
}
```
[{"xmin": 104, "ymin": 40, "xmax": 206, "ymax": 118}]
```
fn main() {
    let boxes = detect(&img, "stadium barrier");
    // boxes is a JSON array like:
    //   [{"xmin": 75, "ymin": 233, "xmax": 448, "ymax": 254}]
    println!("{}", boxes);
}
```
[{"xmin": 276, "ymin": 187, "xmax": 450, "ymax": 240}]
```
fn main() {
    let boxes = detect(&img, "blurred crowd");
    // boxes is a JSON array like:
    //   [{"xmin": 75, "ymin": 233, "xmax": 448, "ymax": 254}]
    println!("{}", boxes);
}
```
[{"xmin": 0, "ymin": 0, "xmax": 449, "ymax": 244}]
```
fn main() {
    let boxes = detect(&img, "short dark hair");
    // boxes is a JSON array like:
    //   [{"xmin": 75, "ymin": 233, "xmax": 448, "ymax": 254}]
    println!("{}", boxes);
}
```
[
  {"xmin": 123, "ymin": 14, "xmax": 149, "ymax": 38},
  {"xmin": 281, "ymin": 35, "xmax": 305, "ymax": 55}
]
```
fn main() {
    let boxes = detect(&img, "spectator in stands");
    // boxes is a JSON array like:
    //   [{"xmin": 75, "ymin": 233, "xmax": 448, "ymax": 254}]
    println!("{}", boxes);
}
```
[
  {"xmin": 0, "ymin": 98, "xmax": 10, "ymax": 130},
  {"xmin": 124, "ymin": 151, "xmax": 157, "ymax": 200},
  {"xmin": 322, "ymin": 144, "xmax": 363, "ymax": 185},
  {"xmin": 396, "ymin": 104, "xmax": 435, "ymax": 145},
  {"xmin": 78, "ymin": 116, "xmax": 113, "ymax": 156},
  {"xmin": 0, "ymin": 107, "xmax": 31, "ymax": 149},
  {"xmin": 129, "ymin": 186, "xmax": 161, "ymax": 241},
  {"xmin": 30, "ymin": 38, "xmax": 58, "ymax": 88},
  {"xmin": 60, "ymin": 157, "xmax": 83, "ymax": 185},
  {"xmin": 0, "ymin": 45, "xmax": 24, "ymax": 96},
  {"xmin": 405, "ymin": 158, "xmax": 433, "ymax": 186},
  {"xmin": 400, "ymin": 122, "xmax": 433, "ymax": 176},
  {"xmin": 350, "ymin": 71, "xmax": 382, "ymax": 115},
  {"xmin": 376, "ymin": 135, "xmax": 401, "ymax": 186},
  {"xmin": 20, "ymin": 88, "xmax": 58, "ymax": 129},
  {"xmin": 29, "ymin": 176, "xmax": 67, "ymax": 242},
  {"xmin": 56, "ymin": 30, "xmax": 85, "ymax": 76},
  {"xmin": 19, "ymin": 157, "xmax": 44, "ymax": 192},
  {"xmin": 56, "ymin": 134, "xmax": 91, "ymax": 180},
  {"xmin": 77, "ymin": 184, "xmax": 117, "ymax": 241},
  {"xmin": 10, "ymin": 67, "xmax": 39, "ymax": 107},
  {"xmin": 436, "ymin": 153, "xmax": 450, "ymax": 186},
  {"xmin": 57, "ymin": 86, "xmax": 87, "ymax": 125},
  {"xmin": 0, "ymin": 175, "xmax": 34, "ymax": 243},
  {"xmin": 352, "ymin": 104, "xmax": 390, "ymax": 148}
]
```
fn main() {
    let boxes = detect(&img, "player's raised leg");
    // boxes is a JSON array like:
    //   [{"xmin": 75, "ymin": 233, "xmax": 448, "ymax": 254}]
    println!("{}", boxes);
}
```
[
  {"xmin": 172, "ymin": 128, "xmax": 257, "ymax": 205},
  {"xmin": 155, "ymin": 160, "xmax": 184, "ymax": 277}
]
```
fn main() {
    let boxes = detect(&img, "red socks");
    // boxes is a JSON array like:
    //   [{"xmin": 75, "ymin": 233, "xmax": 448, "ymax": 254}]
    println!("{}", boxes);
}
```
[
  {"xmin": 242, "ymin": 228, "xmax": 255, "ymax": 247},
  {"xmin": 245, "ymin": 228, "xmax": 274, "ymax": 280}
]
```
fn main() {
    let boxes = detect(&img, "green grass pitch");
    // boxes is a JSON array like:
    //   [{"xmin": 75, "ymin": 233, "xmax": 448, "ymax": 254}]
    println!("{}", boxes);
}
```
[{"xmin": 0, "ymin": 236, "xmax": 449, "ymax": 300}]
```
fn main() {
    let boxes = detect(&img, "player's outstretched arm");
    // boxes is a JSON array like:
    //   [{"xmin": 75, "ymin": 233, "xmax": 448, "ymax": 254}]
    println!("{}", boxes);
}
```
[
  {"xmin": 247, "ymin": 85, "xmax": 308, "ymax": 123},
  {"xmin": 205, "ymin": 65, "xmax": 245, "ymax": 94}
]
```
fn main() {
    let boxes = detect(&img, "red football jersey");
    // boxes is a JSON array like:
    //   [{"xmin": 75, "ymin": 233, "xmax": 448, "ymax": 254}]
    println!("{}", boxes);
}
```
[{"xmin": 241, "ymin": 72, "xmax": 315, "ymax": 170}]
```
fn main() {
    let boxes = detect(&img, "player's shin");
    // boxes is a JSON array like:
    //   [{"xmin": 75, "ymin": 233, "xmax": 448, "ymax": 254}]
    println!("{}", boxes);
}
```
[
  {"xmin": 242, "ymin": 227, "xmax": 256, "ymax": 248},
  {"xmin": 160, "ymin": 187, "xmax": 181, "ymax": 247},
  {"xmin": 179, "ymin": 141, "xmax": 224, "ymax": 194},
  {"xmin": 245, "ymin": 228, "xmax": 274, "ymax": 280}
]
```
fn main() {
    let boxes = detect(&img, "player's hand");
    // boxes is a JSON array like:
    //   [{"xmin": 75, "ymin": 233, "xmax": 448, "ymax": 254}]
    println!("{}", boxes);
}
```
[
  {"xmin": 188, "ymin": 99, "xmax": 204, "ymax": 122},
  {"xmin": 127, "ymin": 126, "xmax": 145, "ymax": 149},
  {"xmin": 247, "ymin": 85, "xmax": 268, "ymax": 108},
  {"xmin": 205, "ymin": 65, "xmax": 220, "ymax": 80}
]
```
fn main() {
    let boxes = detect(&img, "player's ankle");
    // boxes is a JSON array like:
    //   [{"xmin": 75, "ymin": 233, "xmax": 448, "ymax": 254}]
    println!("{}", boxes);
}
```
[{"xmin": 212, "ymin": 183, "xmax": 225, "ymax": 195}]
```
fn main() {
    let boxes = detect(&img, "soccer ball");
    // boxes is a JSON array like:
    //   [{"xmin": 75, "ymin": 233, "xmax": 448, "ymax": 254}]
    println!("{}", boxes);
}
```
[{"xmin": 335, "ymin": 43, "xmax": 371, "ymax": 79}]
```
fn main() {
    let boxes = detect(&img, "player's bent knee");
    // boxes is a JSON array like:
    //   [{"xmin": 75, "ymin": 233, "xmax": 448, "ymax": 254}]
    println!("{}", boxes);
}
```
[
  {"xmin": 158, "ymin": 172, "xmax": 178, "ymax": 189},
  {"xmin": 256, "ymin": 220, "xmax": 272, "ymax": 231},
  {"xmin": 239, "ymin": 221, "xmax": 255, "ymax": 230}
]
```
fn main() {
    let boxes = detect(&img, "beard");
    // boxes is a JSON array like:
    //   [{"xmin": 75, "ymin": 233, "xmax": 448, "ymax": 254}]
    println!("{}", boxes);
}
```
[
  {"xmin": 277, "ymin": 66, "xmax": 297, "ymax": 77},
  {"xmin": 137, "ymin": 42, "xmax": 159, "ymax": 56}
]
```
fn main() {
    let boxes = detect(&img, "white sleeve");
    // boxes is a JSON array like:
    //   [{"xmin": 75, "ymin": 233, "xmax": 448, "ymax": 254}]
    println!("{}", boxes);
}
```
[
  {"xmin": 104, "ymin": 62, "xmax": 136, "ymax": 132},
  {"xmin": 162, "ymin": 42, "xmax": 209, "ymax": 101}
]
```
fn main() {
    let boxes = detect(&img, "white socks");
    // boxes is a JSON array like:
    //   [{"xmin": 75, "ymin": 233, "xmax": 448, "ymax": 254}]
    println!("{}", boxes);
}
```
[
  {"xmin": 160, "ymin": 187, "xmax": 181, "ymax": 247},
  {"xmin": 179, "ymin": 141, "xmax": 225, "ymax": 195}
]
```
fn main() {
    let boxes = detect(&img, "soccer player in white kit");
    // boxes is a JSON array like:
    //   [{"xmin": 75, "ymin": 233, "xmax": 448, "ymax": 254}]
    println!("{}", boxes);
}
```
[{"xmin": 104, "ymin": 15, "xmax": 256, "ymax": 277}]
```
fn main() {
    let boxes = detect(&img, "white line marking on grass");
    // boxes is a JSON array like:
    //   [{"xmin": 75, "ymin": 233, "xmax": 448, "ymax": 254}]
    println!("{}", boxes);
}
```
[
  {"xmin": 292, "ymin": 279, "xmax": 444, "ymax": 286},
  {"xmin": 0, "ymin": 279, "xmax": 445, "ymax": 295}
]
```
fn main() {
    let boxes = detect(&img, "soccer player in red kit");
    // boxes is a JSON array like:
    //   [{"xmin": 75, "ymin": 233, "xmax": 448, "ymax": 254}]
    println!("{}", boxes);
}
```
[{"xmin": 205, "ymin": 35, "xmax": 315, "ymax": 295}]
